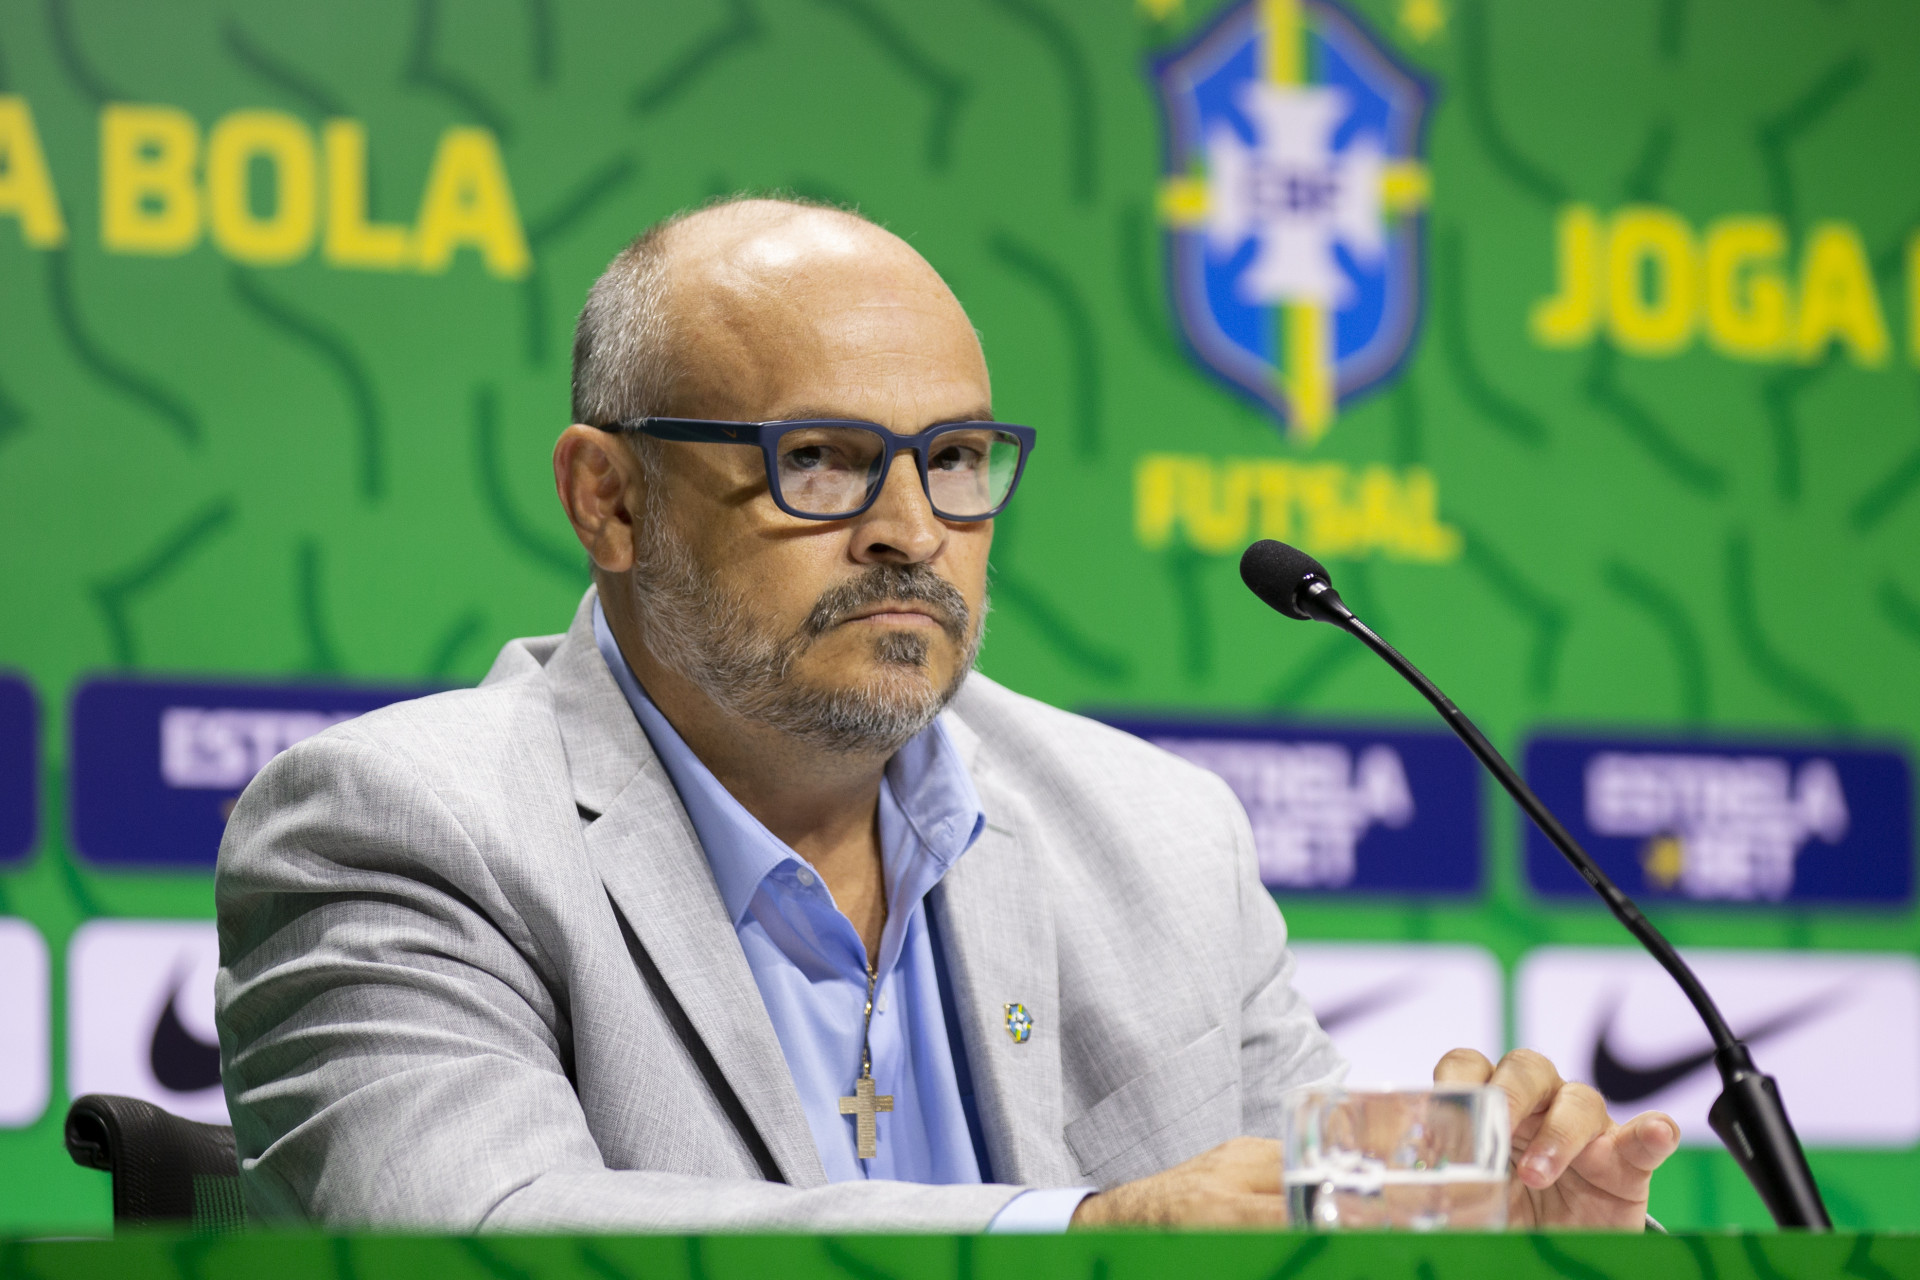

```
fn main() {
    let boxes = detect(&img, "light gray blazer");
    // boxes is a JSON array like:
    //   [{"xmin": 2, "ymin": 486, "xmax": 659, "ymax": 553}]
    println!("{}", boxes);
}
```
[{"xmin": 215, "ymin": 593, "xmax": 1343, "ymax": 1232}]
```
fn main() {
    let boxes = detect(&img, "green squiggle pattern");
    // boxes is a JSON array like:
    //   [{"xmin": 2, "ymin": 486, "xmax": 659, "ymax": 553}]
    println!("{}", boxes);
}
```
[
  {"xmin": 223, "ymin": 19, "xmax": 350, "ymax": 118},
  {"xmin": 1603, "ymin": 558, "xmax": 1711, "ymax": 723},
  {"xmin": 1758, "ymin": 359, "xmax": 1833, "ymax": 504},
  {"xmin": 982, "ymin": 0, "xmax": 1097, "ymax": 203},
  {"xmin": 1433, "ymin": 226, "xmax": 1548, "ymax": 448},
  {"xmin": 522, "ymin": 0, "xmax": 555, "ymax": 85},
  {"xmin": 47, "ymin": 251, "xmax": 203, "ymax": 447},
  {"xmin": 521, "ymin": 154, "xmax": 641, "ymax": 365},
  {"xmin": 1757, "ymin": 53, "xmax": 1869, "ymax": 235},
  {"xmin": 1584, "ymin": 344, "xmax": 1726, "ymax": 495},
  {"xmin": 1164, "ymin": 542, "xmax": 1213, "ymax": 682},
  {"xmin": 1114, "ymin": 202, "xmax": 1189, "ymax": 373},
  {"xmin": 1459, "ymin": 521, "xmax": 1567, "ymax": 701},
  {"xmin": 423, "ymin": 609, "xmax": 488, "ymax": 679},
  {"xmin": 1621, "ymin": 118, "xmax": 1675, "ymax": 203},
  {"xmin": 471, "ymin": 385, "xmax": 586, "ymax": 583},
  {"xmin": 91, "ymin": 498, "xmax": 237, "ymax": 667},
  {"xmin": 296, "ymin": 539, "xmax": 343, "ymax": 674},
  {"xmin": 0, "ymin": 377, "xmax": 24, "ymax": 449},
  {"xmin": 44, "ymin": 0, "xmax": 120, "ymax": 103},
  {"xmin": 1455, "ymin": 0, "xmax": 1568, "ymax": 207},
  {"xmin": 813, "ymin": 0, "xmax": 969, "ymax": 171},
  {"xmin": 1850, "ymin": 425, "xmax": 1920, "ymax": 532},
  {"xmin": 1878, "ymin": 579, "xmax": 1920, "ymax": 650},
  {"xmin": 405, "ymin": 0, "xmax": 513, "ymax": 139},
  {"xmin": 232, "ymin": 269, "xmax": 387, "ymax": 502},
  {"xmin": 988, "ymin": 567, "xmax": 1131, "ymax": 683},
  {"xmin": 1724, "ymin": 530, "xmax": 1856, "ymax": 727},
  {"xmin": 987, "ymin": 231, "xmax": 1103, "ymax": 460},
  {"xmin": 630, "ymin": 0, "xmax": 761, "ymax": 115}
]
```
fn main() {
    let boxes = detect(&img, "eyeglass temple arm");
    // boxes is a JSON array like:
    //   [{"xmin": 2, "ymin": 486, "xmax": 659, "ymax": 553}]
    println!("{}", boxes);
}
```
[{"xmin": 602, "ymin": 419, "xmax": 758, "ymax": 444}]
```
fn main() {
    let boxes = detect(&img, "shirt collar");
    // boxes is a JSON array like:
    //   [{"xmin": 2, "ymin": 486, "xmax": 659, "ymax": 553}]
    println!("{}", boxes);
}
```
[{"xmin": 592, "ymin": 597, "xmax": 985, "ymax": 925}]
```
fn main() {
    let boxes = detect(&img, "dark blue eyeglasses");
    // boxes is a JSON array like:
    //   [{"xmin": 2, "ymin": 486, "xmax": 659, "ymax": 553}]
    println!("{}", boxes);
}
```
[{"xmin": 597, "ymin": 417, "xmax": 1037, "ymax": 522}]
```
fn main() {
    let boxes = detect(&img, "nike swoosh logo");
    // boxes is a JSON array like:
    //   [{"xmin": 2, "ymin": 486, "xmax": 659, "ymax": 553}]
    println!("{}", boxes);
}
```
[
  {"xmin": 1589, "ymin": 988, "xmax": 1840, "ymax": 1105},
  {"xmin": 148, "ymin": 971, "xmax": 222, "ymax": 1094},
  {"xmin": 1313, "ymin": 978, "xmax": 1416, "ymax": 1034}
]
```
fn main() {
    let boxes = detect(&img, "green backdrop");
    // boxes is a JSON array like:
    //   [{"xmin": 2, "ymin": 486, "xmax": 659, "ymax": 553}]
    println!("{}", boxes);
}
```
[{"xmin": 2, "ymin": 0, "xmax": 1917, "ymax": 1236}]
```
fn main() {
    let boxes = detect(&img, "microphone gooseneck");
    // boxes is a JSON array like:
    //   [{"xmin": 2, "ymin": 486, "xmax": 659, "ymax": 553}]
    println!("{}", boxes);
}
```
[{"xmin": 1238, "ymin": 539, "xmax": 1831, "ymax": 1231}]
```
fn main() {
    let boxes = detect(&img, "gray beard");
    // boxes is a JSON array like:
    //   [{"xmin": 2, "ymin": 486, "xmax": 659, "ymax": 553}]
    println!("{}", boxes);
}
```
[{"xmin": 626, "ymin": 509, "xmax": 984, "ymax": 756}]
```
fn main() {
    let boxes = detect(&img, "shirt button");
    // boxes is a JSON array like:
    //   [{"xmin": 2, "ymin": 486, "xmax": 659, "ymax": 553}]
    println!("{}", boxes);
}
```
[
  {"xmin": 795, "ymin": 867, "xmax": 816, "ymax": 888},
  {"xmin": 877, "ymin": 989, "xmax": 889, "ymax": 1013}
]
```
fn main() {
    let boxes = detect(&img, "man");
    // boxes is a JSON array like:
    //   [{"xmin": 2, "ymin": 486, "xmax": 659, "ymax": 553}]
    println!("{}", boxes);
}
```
[{"xmin": 216, "ymin": 197, "xmax": 1678, "ymax": 1231}]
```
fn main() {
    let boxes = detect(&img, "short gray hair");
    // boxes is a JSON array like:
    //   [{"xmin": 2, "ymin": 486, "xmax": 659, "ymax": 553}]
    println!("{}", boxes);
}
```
[{"xmin": 569, "ymin": 193, "xmax": 864, "ymax": 427}]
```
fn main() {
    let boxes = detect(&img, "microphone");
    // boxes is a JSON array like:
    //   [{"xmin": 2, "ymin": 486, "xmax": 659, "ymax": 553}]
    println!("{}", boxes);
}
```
[{"xmin": 1239, "ymin": 539, "xmax": 1831, "ymax": 1231}]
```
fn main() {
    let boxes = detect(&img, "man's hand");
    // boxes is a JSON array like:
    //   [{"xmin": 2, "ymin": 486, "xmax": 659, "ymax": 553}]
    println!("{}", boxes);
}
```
[
  {"xmin": 1069, "ymin": 1137, "xmax": 1288, "ymax": 1228},
  {"xmin": 1434, "ymin": 1047, "xmax": 1680, "ymax": 1229}
]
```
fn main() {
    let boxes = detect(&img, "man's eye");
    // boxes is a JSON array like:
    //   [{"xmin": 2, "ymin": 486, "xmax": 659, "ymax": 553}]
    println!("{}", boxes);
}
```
[
  {"xmin": 930, "ymin": 446, "xmax": 981, "ymax": 471},
  {"xmin": 785, "ymin": 446, "xmax": 830, "ymax": 470}
]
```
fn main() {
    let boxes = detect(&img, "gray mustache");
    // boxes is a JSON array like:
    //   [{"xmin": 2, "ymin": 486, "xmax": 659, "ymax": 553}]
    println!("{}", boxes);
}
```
[{"xmin": 802, "ymin": 565, "xmax": 970, "ymax": 643}]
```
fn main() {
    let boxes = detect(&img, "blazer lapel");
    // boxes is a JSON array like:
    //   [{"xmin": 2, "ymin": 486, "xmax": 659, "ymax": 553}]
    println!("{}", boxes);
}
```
[
  {"xmin": 546, "ymin": 593, "xmax": 826, "ymax": 1189},
  {"xmin": 931, "ymin": 730, "xmax": 1076, "ymax": 1187}
]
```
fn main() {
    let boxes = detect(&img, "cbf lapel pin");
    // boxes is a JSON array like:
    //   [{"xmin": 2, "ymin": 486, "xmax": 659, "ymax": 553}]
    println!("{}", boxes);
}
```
[{"xmin": 1003, "ymin": 1002, "xmax": 1033, "ymax": 1044}]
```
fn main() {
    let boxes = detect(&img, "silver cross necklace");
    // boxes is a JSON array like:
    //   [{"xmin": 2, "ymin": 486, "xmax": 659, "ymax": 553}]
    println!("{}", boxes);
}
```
[{"xmin": 837, "ymin": 955, "xmax": 894, "ymax": 1159}]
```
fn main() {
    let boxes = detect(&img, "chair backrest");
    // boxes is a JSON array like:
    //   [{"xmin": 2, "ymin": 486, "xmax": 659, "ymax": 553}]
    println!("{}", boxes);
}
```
[{"xmin": 65, "ymin": 1094, "xmax": 245, "ymax": 1233}]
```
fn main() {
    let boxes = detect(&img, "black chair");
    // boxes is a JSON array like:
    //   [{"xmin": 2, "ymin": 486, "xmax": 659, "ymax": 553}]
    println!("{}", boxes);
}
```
[{"xmin": 65, "ymin": 1094, "xmax": 245, "ymax": 1233}]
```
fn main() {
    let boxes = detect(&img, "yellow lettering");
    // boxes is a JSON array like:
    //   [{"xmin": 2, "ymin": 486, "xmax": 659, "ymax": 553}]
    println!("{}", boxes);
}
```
[
  {"xmin": 1252, "ymin": 462, "xmax": 1295, "ymax": 543},
  {"xmin": 1530, "ymin": 204, "xmax": 1602, "ymax": 346},
  {"xmin": 206, "ymin": 110, "xmax": 316, "ymax": 266},
  {"xmin": 1134, "ymin": 455, "xmax": 1186, "ymax": 550},
  {"xmin": 1397, "ymin": 467, "xmax": 1460, "ymax": 560},
  {"xmin": 1133, "ymin": 455, "xmax": 1458, "ymax": 563},
  {"xmin": 1702, "ymin": 217, "xmax": 1790, "ymax": 359},
  {"xmin": 322, "ymin": 119, "xmax": 413, "ymax": 271},
  {"xmin": 1908, "ymin": 230, "xmax": 1920, "ymax": 366},
  {"xmin": 1795, "ymin": 221, "xmax": 1887, "ymax": 366},
  {"xmin": 1179, "ymin": 460, "xmax": 1255, "ymax": 554},
  {"xmin": 412, "ymin": 126, "xmax": 530, "ymax": 279},
  {"xmin": 0, "ymin": 96, "xmax": 67, "ymax": 247},
  {"xmin": 1607, "ymin": 206, "xmax": 1696, "ymax": 355},
  {"xmin": 100, "ymin": 103, "xmax": 200, "ymax": 255}
]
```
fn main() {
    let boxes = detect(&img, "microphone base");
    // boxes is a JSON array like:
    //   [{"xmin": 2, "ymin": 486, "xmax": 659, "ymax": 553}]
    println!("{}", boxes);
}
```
[{"xmin": 1708, "ymin": 1045, "xmax": 1832, "ymax": 1229}]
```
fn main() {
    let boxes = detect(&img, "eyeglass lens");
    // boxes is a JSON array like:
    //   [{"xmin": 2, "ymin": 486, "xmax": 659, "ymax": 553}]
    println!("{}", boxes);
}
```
[{"xmin": 773, "ymin": 425, "xmax": 1023, "ymax": 517}]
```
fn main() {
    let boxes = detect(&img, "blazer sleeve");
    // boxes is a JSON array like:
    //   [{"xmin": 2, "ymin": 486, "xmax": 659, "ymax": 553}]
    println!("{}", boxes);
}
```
[
  {"xmin": 215, "ymin": 731, "xmax": 1022, "ymax": 1232},
  {"xmin": 1217, "ymin": 780, "xmax": 1348, "ymax": 1137}
]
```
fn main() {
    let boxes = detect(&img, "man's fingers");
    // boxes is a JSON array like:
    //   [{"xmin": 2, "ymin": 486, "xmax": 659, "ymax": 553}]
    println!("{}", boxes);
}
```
[
  {"xmin": 1432, "ymin": 1047, "xmax": 1495, "ymax": 1085},
  {"xmin": 1487, "ymin": 1048, "xmax": 1564, "ymax": 1135},
  {"xmin": 1608, "ymin": 1111, "xmax": 1681, "ymax": 1178},
  {"xmin": 1515, "ymin": 1080, "xmax": 1612, "ymax": 1189}
]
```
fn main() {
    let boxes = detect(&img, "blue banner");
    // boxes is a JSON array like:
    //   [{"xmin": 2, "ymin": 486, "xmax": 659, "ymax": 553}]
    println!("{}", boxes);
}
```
[
  {"xmin": 0, "ymin": 674, "xmax": 37, "ymax": 866},
  {"xmin": 1099, "ymin": 716, "xmax": 1481, "ymax": 894},
  {"xmin": 69, "ymin": 677, "xmax": 439, "ymax": 869},
  {"xmin": 1524, "ymin": 734, "xmax": 1915, "ymax": 906}
]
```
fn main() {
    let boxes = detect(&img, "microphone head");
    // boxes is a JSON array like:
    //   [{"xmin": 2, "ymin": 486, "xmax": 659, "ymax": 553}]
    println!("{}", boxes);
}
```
[{"xmin": 1239, "ymin": 539, "xmax": 1334, "ymax": 621}]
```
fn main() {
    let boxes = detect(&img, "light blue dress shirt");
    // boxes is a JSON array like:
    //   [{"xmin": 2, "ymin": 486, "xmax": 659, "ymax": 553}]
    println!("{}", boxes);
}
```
[{"xmin": 593, "ymin": 602, "xmax": 1088, "ymax": 1231}]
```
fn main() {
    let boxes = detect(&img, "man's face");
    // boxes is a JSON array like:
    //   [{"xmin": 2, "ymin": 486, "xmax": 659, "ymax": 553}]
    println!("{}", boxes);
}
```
[{"xmin": 623, "ymin": 211, "xmax": 995, "ymax": 752}]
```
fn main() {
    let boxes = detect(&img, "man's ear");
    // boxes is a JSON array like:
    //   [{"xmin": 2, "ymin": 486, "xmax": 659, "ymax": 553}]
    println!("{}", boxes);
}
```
[{"xmin": 553, "ymin": 424, "xmax": 643, "ymax": 573}]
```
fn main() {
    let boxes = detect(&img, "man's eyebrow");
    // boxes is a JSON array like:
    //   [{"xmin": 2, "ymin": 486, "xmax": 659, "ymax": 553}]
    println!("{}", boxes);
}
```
[{"xmin": 768, "ymin": 407, "xmax": 997, "ymax": 428}]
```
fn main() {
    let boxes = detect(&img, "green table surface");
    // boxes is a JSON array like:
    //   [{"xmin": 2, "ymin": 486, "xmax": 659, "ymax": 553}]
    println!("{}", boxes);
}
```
[{"xmin": 3, "ymin": 1232, "xmax": 1914, "ymax": 1280}]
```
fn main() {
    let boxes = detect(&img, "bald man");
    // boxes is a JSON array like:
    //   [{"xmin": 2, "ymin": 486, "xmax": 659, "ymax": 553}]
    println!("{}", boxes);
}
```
[{"xmin": 215, "ymin": 198, "xmax": 1677, "ymax": 1232}]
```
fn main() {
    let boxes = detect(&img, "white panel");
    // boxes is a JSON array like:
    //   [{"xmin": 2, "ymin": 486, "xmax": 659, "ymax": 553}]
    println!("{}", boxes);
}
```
[
  {"xmin": 1516, "ymin": 947, "xmax": 1920, "ymax": 1147},
  {"xmin": 1289, "ymin": 942, "xmax": 1504, "ymax": 1089},
  {"xmin": 68, "ymin": 919, "xmax": 226, "ymax": 1123},
  {"xmin": 0, "ymin": 919, "xmax": 50, "ymax": 1127}
]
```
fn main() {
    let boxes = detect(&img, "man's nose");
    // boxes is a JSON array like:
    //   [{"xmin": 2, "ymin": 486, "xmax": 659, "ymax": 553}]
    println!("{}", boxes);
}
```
[{"xmin": 849, "ymin": 451, "xmax": 944, "ymax": 565}]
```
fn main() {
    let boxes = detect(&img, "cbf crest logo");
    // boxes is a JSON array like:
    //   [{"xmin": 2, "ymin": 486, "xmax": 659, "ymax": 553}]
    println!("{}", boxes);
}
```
[{"xmin": 1155, "ymin": 0, "xmax": 1432, "ymax": 443}]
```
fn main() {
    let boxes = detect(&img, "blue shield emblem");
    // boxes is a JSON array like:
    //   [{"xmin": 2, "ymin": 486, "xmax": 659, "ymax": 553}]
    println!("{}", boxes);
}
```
[{"xmin": 1154, "ymin": 0, "xmax": 1432, "ymax": 442}]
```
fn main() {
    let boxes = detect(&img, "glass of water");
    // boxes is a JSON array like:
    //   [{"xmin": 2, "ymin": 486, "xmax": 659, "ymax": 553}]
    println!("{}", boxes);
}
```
[{"xmin": 1282, "ymin": 1086, "xmax": 1511, "ymax": 1230}]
